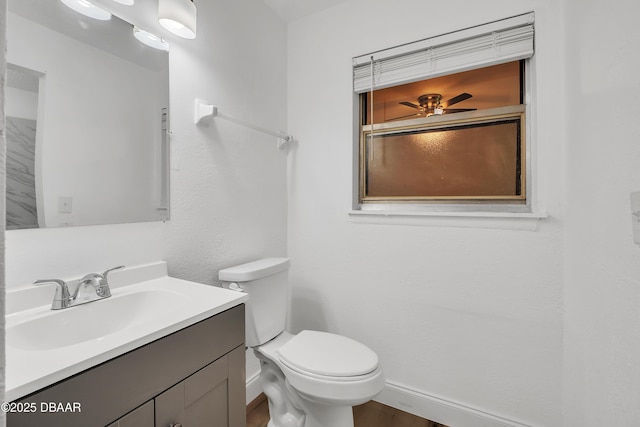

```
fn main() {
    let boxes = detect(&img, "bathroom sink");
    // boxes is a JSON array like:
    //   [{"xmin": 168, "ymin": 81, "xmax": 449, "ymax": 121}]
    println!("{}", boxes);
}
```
[
  {"xmin": 7, "ymin": 289, "xmax": 187, "ymax": 351},
  {"xmin": 5, "ymin": 261, "xmax": 249, "ymax": 402}
]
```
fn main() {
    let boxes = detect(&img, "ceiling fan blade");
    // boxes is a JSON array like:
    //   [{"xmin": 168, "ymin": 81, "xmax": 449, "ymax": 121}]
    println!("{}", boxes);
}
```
[
  {"xmin": 386, "ymin": 112, "xmax": 423, "ymax": 121},
  {"xmin": 399, "ymin": 101, "xmax": 421, "ymax": 110},
  {"xmin": 442, "ymin": 93, "xmax": 472, "ymax": 108},
  {"xmin": 442, "ymin": 108, "xmax": 477, "ymax": 114}
]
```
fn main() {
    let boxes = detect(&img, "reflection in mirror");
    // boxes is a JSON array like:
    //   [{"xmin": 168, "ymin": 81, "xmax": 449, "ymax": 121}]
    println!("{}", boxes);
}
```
[
  {"xmin": 6, "ymin": 65, "xmax": 42, "ymax": 229},
  {"xmin": 7, "ymin": 0, "xmax": 170, "ymax": 229}
]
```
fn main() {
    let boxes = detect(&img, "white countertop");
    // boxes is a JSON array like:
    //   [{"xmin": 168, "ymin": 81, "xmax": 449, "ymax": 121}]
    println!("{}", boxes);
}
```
[{"xmin": 5, "ymin": 262, "xmax": 248, "ymax": 402}]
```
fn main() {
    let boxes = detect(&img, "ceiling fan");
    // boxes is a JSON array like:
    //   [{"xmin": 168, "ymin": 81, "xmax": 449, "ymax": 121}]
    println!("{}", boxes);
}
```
[{"xmin": 388, "ymin": 93, "xmax": 476, "ymax": 121}]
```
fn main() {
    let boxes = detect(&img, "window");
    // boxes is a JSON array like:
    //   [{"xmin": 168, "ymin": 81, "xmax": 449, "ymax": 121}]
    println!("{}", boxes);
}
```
[{"xmin": 353, "ymin": 13, "xmax": 534, "ymax": 210}]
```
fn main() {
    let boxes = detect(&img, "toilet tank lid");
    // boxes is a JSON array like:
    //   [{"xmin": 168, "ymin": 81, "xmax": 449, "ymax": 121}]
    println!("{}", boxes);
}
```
[{"xmin": 219, "ymin": 257, "xmax": 290, "ymax": 282}]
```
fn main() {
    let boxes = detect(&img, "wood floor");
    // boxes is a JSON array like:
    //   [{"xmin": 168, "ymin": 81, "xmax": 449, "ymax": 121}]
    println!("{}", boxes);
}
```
[{"xmin": 247, "ymin": 394, "xmax": 449, "ymax": 427}]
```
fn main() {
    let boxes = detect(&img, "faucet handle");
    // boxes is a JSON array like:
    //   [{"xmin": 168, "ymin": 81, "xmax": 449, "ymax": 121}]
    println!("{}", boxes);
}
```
[
  {"xmin": 34, "ymin": 279, "xmax": 72, "ymax": 310},
  {"xmin": 97, "ymin": 265, "xmax": 125, "ymax": 297},
  {"xmin": 34, "ymin": 278, "xmax": 67, "ymax": 287},
  {"xmin": 102, "ymin": 265, "xmax": 125, "ymax": 279}
]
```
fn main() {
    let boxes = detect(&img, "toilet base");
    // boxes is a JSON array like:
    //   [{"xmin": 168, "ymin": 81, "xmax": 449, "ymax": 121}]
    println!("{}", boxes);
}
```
[
  {"xmin": 264, "ymin": 399, "xmax": 355, "ymax": 427},
  {"xmin": 257, "ymin": 352, "xmax": 358, "ymax": 427},
  {"xmin": 296, "ymin": 402, "xmax": 354, "ymax": 427}
]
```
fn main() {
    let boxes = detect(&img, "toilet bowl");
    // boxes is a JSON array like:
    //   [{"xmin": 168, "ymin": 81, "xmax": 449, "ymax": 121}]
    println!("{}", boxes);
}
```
[{"xmin": 219, "ymin": 258, "xmax": 384, "ymax": 427}]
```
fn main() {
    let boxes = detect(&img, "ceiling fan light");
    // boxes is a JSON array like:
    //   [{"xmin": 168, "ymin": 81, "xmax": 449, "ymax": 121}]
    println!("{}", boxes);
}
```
[
  {"xmin": 158, "ymin": 0, "xmax": 197, "ymax": 39},
  {"xmin": 59, "ymin": 0, "xmax": 112, "ymax": 20}
]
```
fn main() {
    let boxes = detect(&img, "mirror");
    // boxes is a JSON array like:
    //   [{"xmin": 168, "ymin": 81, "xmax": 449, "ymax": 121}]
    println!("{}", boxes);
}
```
[{"xmin": 6, "ymin": 0, "xmax": 170, "ymax": 229}]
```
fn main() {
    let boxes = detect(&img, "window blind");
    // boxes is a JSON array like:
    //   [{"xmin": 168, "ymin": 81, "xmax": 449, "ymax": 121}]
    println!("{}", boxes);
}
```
[{"xmin": 353, "ymin": 12, "xmax": 534, "ymax": 93}]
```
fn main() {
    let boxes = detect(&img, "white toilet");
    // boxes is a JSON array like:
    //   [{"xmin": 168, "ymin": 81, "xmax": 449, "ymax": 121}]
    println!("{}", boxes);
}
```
[{"xmin": 219, "ymin": 258, "xmax": 384, "ymax": 427}]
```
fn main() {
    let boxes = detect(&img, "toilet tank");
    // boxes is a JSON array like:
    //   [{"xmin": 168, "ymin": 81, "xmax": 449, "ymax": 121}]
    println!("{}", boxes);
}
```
[{"xmin": 219, "ymin": 258, "xmax": 290, "ymax": 347}]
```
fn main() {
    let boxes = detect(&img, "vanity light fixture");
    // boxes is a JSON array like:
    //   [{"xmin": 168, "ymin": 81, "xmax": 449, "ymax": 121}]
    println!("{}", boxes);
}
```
[
  {"xmin": 59, "ymin": 0, "xmax": 112, "ymax": 20},
  {"xmin": 158, "ymin": 0, "xmax": 197, "ymax": 39},
  {"xmin": 133, "ymin": 27, "xmax": 169, "ymax": 51}
]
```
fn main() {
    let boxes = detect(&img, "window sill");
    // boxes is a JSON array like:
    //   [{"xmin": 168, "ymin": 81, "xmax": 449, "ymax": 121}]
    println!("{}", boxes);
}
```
[{"xmin": 347, "ymin": 209, "xmax": 548, "ymax": 231}]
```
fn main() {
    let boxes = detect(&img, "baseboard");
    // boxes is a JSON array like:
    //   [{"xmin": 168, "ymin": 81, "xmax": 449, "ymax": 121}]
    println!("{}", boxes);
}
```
[
  {"xmin": 246, "ymin": 371, "xmax": 263, "ymax": 405},
  {"xmin": 375, "ymin": 382, "xmax": 535, "ymax": 427},
  {"xmin": 245, "ymin": 376, "xmax": 535, "ymax": 427}
]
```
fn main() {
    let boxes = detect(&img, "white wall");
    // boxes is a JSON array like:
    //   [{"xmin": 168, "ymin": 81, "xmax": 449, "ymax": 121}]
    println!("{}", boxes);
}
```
[
  {"xmin": 5, "ymin": 87, "xmax": 37, "ymax": 120},
  {"xmin": 286, "ymin": 1, "xmax": 564, "ymax": 426},
  {"xmin": 563, "ymin": 1, "xmax": 640, "ymax": 425}
]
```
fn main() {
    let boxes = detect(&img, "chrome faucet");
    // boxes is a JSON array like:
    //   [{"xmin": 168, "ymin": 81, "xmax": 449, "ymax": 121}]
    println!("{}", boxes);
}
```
[{"xmin": 34, "ymin": 265, "xmax": 125, "ymax": 310}]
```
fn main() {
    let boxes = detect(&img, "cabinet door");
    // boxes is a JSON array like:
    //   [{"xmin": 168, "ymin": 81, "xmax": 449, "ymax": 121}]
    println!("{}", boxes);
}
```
[
  {"xmin": 107, "ymin": 401, "xmax": 154, "ymax": 427},
  {"xmin": 156, "ymin": 352, "xmax": 239, "ymax": 427}
]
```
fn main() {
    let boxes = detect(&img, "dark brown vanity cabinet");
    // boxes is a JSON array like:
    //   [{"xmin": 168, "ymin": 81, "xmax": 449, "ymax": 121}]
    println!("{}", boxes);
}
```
[
  {"xmin": 108, "ymin": 401, "xmax": 154, "ymax": 427},
  {"xmin": 154, "ymin": 350, "xmax": 240, "ymax": 427},
  {"xmin": 8, "ymin": 305, "xmax": 246, "ymax": 427}
]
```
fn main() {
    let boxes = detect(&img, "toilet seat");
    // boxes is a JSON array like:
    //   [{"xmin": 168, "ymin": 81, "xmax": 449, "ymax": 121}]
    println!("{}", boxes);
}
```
[
  {"xmin": 277, "ymin": 330, "xmax": 379, "ymax": 378},
  {"xmin": 256, "ymin": 330, "xmax": 385, "ymax": 405}
]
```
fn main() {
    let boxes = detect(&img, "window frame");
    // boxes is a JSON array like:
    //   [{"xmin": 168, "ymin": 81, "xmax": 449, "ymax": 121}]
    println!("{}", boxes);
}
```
[
  {"xmin": 359, "ymin": 105, "xmax": 527, "ymax": 205},
  {"xmin": 351, "ymin": 13, "xmax": 536, "ymax": 215}
]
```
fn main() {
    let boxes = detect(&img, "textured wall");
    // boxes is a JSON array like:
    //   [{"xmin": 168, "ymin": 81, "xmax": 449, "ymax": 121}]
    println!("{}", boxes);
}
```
[
  {"xmin": 286, "ymin": 1, "xmax": 564, "ymax": 425},
  {"xmin": 563, "ymin": 1, "xmax": 640, "ymax": 425}
]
